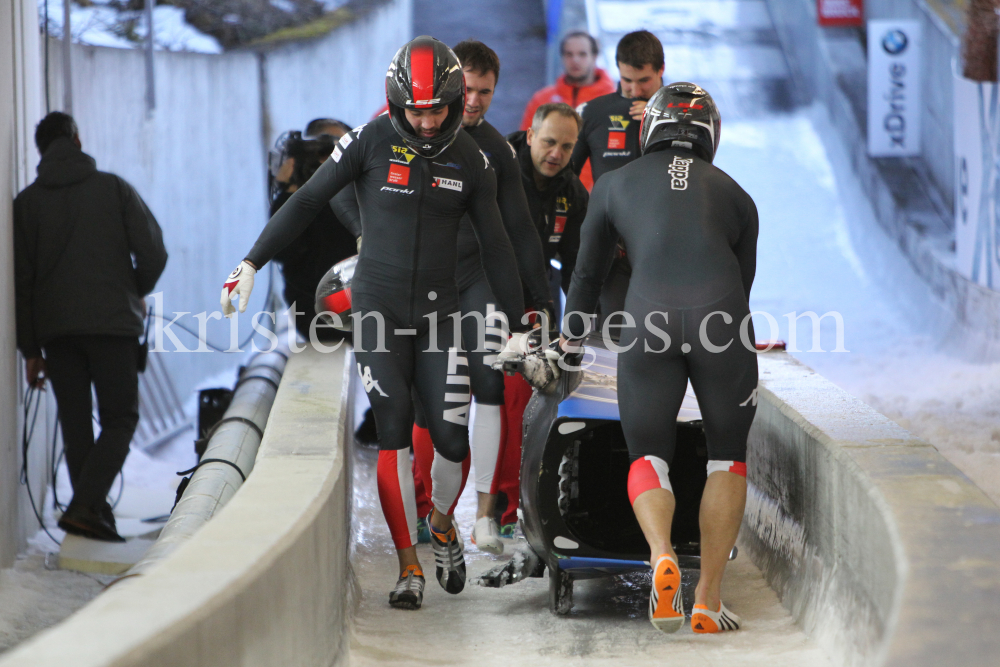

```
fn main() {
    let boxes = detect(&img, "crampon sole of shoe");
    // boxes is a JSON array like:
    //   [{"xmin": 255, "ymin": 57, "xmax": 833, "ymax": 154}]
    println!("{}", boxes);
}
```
[
  {"xmin": 389, "ymin": 594, "xmax": 422, "ymax": 610},
  {"xmin": 436, "ymin": 566, "xmax": 466, "ymax": 594}
]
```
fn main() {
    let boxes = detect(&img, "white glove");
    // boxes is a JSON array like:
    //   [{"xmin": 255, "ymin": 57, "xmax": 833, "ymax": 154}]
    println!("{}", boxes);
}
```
[
  {"xmin": 521, "ymin": 348, "xmax": 562, "ymax": 390},
  {"xmin": 494, "ymin": 331, "xmax": 534, "ymax": 367},
  {"xmin": 221, "ymin": 261, "xmax": 256, "ymax": 318}
]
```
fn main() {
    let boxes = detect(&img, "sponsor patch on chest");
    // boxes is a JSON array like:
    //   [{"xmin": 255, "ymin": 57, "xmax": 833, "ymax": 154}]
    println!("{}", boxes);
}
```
[
  {"xmin": 607, "ymin": 131, "xmax": 626, "ymax": 149},
  {"xmin": 432, "ymin": 176, "xmax": 463, "ymax": 192},
  {"xmin": 388, "ymin": 164, "xmax": 410, "ymax": 185}
]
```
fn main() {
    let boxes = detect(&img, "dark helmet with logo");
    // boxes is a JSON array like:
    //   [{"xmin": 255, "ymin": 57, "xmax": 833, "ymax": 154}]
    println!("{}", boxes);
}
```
[
  {"xmin": 385, "ymin": 36, "xmax": 466, "ymax": 159},
  {"xmin": 639, "ymin": 82, "xmax": 721, "ymax": 162},
  {"xmin": 314, "ymin": 255, "xmax": 358, "ymax": 331}
]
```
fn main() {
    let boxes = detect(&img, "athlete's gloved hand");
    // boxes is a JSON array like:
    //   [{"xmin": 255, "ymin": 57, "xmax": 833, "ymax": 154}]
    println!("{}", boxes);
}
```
[
  {"xmin": 220, "ymin": 261, "xmax": 256, "ymax": 318},
  {"xmin": 494, "ymin": 331, "xmax": 534, "ymax": 368},
  {"xmin": 519, "ymin": 347, "xmax": 562, "ymax": 391}
]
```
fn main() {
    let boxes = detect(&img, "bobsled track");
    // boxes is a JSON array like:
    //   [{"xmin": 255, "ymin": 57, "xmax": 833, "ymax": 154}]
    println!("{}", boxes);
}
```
[
  {"xmin": 2, "ymin": 340, "xmax": 997, "ymax": 667},
  {"xmin": 2, "ymin": 1, "xmax": 1000, "ymax": 666}
]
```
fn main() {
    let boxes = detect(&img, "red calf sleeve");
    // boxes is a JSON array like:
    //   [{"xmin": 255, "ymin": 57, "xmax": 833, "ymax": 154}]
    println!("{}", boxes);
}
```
[
  {"xmin": 627, "ymin": 456, "xmax": 673, "ymax": 505},
  {"xmin": 376, "ymin": 450, "xmax": 417, "ymax": 549}
]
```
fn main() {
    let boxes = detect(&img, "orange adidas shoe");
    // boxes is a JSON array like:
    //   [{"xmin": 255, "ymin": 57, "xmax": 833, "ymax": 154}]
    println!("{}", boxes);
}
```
[
  {"xmin": 691, "ymin": 601, "xmax": 741, "ymax": 633},
  {"xmin": 649, "ymin": 554, "xmax": 684, "ymax": 633}
]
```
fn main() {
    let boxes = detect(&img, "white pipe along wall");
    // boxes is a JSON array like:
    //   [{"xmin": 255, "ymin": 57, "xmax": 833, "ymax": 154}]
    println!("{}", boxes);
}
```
[
  {"xmin": 128, "ymin": 346, "xmax": 288, "ymax": 576},
  {"xmin": 0, "ymin": 345, "xmax": 354, "ymax": 667}
]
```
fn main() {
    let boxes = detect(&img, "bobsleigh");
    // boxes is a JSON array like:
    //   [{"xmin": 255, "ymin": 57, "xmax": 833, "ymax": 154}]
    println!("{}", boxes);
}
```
[{"xmin": 481, "ymin": 335, "xmax": 729, "ymax": 614}]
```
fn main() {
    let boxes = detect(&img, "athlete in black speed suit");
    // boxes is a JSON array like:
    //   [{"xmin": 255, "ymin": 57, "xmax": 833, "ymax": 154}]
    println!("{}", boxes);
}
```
[
  {"xmin": 563, "ymin": 83, "xmax": 757, "ymax": 634},
  {"xmin": 410, "ymin": 40, "xmax": 552, "ymax": 556},
  {"xmin": 225, "ymin": 37, "xmax": 527, "ymax": 608},
  {"xmin": 569, "ymin": 31, "xmax": 665, "ymax": 338},
  {"xmin": 569, "ymin": 85, "xmax": 642, "ymax": 181}
]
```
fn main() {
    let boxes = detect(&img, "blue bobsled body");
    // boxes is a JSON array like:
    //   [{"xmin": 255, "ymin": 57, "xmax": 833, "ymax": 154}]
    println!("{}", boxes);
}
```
[{"xmin": 518, "ymin": 337, "xmax": 708, "ymax": 581}]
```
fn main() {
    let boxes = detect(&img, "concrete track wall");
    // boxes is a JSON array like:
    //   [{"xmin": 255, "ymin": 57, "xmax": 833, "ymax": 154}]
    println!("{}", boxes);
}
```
[
  {"xmin": 2, "ymin": 347, "xmax": 996, "ymax": 665},
  {"xmin": 0, "ymin": 346, "xmax": 354, "ymax": 667},
  {"xmin": 744, "ymin": 352, "xmax": 1000, "ymax": 666},
  {"xmin": 1, "ymin": 0, "xmax": 46, "ymax": 563}
]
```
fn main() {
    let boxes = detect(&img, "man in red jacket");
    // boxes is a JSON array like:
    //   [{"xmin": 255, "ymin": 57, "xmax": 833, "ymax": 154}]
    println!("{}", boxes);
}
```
[{"xmin": 520, "ymin": 31, "xmax": 615, "ymax": 190}]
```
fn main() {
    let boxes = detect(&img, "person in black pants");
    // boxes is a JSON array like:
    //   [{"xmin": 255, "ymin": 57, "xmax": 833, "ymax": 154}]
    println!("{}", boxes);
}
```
[
  {"xmin": 14, "ymin": 112, "xmax": 167, "ymax": 542},
  {"xmin": 563, "ymin": 84, "xmax": 757, "ymax": 634},
  {"xmin": 408, "ymin": 40, "xmax": 553, "ymax": 555},
  {"xmin": 221, "ymin": 37, "xmax": 529, "ymax": 610}
]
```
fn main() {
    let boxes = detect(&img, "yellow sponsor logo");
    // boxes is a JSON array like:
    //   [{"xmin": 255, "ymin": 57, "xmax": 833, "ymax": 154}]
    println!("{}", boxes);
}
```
[
  {"xmin": 609, "ymin": 115, "xmax": 631, "ymax": 130},
  {"xmin": 392, "ymin": 145, "xmax": 416, "ymax": 163}
]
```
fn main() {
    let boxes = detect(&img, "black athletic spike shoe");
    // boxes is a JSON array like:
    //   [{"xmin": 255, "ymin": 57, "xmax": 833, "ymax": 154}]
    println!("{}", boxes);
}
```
[
  {"xmin": 428, "ymin": 519, "xmax": 466, "ymax": 594},
  {"xmin": 389, "ymin": 565, "xmax": 425, "ymax": 610}
]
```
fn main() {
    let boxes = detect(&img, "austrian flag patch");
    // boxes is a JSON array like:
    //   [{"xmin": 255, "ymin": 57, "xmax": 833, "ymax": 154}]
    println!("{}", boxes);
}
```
[
  {"xmin": 432, "ymin": 176, "xmax": 463, "ymax": 192},
  {"xmin": 388, "ymin": 164, "xmax": 410, "ymax": 185}
]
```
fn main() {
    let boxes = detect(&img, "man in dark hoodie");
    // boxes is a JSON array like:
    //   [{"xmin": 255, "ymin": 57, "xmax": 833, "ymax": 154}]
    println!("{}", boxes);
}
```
[{"xmin": 14, "ymin": 112, "xmax": 167, "ymax": 542}]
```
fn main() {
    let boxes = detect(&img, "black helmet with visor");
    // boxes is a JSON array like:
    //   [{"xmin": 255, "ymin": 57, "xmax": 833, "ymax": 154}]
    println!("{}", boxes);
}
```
[
  {"xmin": 386, "ymin": 36, "xmax": 466, "ymax": 159},
  {"xmin": 639, "ymin": 82, "xmax": 721, "ymax": 162}
]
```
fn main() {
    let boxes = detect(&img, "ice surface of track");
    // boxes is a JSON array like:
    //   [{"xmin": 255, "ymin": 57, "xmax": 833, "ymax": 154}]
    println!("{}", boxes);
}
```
[
  {"xmin": 344, "ymin": 0, "xmax": 1000, "ymax": 663},
  {"xmin": 348, "ymin": 444, "xmax": 831, "ymax": 666}
]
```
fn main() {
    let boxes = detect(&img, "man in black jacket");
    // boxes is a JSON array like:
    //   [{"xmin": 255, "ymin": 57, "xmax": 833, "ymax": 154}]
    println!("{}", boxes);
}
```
[
  {"xmin": 507, "ymin": 103, "xmax": 589, "ymax": 314},
  {"xmin": 14, "ymin": 112, "xmax": 167, "ymax": 542}
]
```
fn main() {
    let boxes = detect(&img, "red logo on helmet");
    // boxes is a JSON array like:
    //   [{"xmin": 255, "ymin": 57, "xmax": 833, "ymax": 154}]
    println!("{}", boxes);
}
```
[
  {"xmin": 666, "ymin": 102, "xmax": 704, "ymax": 110},
  {"xmin": 410, "ymin": 46, "xmax": 435, "ymax": 109}
]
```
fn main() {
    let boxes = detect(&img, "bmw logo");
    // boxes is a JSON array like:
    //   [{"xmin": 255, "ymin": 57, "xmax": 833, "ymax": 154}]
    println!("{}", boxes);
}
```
[{"xmin": 882, "ymin": 29, "xmax": 908, "ymax": 55}]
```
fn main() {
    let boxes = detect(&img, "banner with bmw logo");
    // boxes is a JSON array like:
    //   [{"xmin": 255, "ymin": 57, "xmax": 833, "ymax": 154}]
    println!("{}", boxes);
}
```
[{"xmin": 867, "ymin": 20, "xmax": 922, "ymax": 157}]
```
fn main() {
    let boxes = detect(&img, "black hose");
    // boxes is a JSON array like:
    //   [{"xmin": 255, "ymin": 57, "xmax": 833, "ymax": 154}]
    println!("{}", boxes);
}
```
[{"xmin": 21, "ymin": 386, "xmax": 62, "ymax": 546}]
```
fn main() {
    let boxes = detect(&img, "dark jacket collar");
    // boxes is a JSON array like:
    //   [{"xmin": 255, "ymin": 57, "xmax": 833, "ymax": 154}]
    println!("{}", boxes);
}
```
[{"xmin": 36, "ymin": 137, "xmax": 97, "ymax": 188}]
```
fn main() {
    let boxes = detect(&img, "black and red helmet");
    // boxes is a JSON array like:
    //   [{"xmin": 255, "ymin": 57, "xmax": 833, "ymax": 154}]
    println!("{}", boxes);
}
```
[
  {"xmin": 639, "ymin": 82, "xmax": 721, "ymax": 162},
  {"xmin": 385, "ymin": 36, "xmax": 466, "ymax": 159},
  {"xmin": 314, "ymin": 255, "xmax": 358, "ymax": 331}
]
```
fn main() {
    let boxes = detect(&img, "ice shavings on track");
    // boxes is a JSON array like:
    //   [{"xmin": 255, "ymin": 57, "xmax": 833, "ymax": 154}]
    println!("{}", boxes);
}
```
[{"xmin": 0, "ymin": 550, "xmax": 110, "ymax": 655}]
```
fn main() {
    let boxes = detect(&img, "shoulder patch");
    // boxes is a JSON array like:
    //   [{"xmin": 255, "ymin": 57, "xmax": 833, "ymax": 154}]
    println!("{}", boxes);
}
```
[
  {"xmin": 331, "ymin": 146, "xmax": 343, "ymax": 163},
  {"xmin": 353, "ymin": 122, "xmax": 368, "ymax": 137},
  {"xmin": 338, "ymin": 133, "xmax": 353, "ymax": 149}
]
